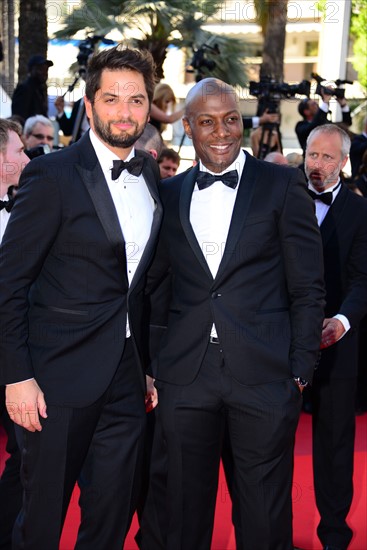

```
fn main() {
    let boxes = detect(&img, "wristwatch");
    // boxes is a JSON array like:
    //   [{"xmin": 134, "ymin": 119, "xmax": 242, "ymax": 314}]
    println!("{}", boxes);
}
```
[{"xmin": 294, "ymin": 377, "xmax": 308, "ymax": 388}]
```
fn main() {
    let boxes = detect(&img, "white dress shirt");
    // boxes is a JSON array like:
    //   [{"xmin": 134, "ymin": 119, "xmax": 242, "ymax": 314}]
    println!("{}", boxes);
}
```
[
  {"xmin": 90, "ymin": 129, "xmax": 154, "ymax": 336},
  {"xmin": 190, "ymin": 150, "xmax": 245, "ymax": 337}
]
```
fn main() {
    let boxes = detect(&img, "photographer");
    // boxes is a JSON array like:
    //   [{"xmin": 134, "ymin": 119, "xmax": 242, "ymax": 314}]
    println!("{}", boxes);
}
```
[
  {"xmin": 11, "ymin": 55, "xmax": 53, "ymax": 122},
  {"xmin": 296, "ymin": 90, "xmax": 351, "ymax": 155},
  {"xmin": 22, "ymin": 115, "xmax": 55, "ymax": 159},
  {"xmin": 54, "ymin": 36, "xmax": 114, "ymax": 143},
  {"xmin": 54, "ymin": 96, "xmax": 88, "ymax": 142}
]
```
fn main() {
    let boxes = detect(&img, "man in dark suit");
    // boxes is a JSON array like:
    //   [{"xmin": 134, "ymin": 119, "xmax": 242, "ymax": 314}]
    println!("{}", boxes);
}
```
[
  {"xmin": 296, "ymin": 92, "xmax": 351, "ymax": 156},
  {"xmin": 11, "ymin": 55, "xmax": 53, "ymax": 122},
  {"xmin": 54, "ymin": 96, "xmax": 89, "ymax": 143},
  {"xmin": 0, "ymin": 46, "xmax": 162, "ymax": 550},
  {"xmin": 146, "ymin": 77, "xmax": 325, "ymax": 549},
  {"xmin": 304, "ymin": 124, "xmax": 367, "ymax": 550}
]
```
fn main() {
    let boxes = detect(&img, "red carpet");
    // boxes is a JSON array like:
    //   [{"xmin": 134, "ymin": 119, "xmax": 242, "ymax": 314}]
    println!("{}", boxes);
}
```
[{"xmin": 1, "ymin": 413, "xmax": 366, "ymax": 549}]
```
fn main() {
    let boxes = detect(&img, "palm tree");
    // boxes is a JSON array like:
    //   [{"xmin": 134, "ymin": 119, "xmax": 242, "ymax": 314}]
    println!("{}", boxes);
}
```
[
  {"xmin": 53, "ymin": 0, "xmax": 249, "ymax": 86},
  {"xmin": 0, "ymin": 0, "xmax": 15, "ymax": 95},
  {"xmin": 18, "ymin": 0, "xmax": 48, "ymax": 82},
  {"xmin": 254, "ymin": 0, "xmax": 288, "ymax": 82}
]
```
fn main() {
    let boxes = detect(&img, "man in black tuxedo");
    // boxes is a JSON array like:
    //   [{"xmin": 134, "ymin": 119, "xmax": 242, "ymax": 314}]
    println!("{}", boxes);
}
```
[
  {"xmin": 304, "ymin": 124, "xmax": 367, "ymax": 550},
  {"xmin": 0, "ymin": 46, "xmax": 162, "ymax": 550},
  {"xmin": 147, "ymin": 78, "xmax": 325, "ymax": 549}
]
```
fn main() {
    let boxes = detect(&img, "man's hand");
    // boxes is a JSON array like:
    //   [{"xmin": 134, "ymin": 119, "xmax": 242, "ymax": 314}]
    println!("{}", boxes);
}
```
[
  {"xmin": 145, "ymin": 375, "xmax": 158, "ymax": 413},
  {"xmin": 259, "ymin": 110, "xmax": 280, "ymax": 125},
  {"xmin": 320, "ymin": 90, "xmax": 332, "ymax": 104},
  {"xmin": 6, "ymin": 379, "xmax": 47, "ymax": 432},
  {"xmin": 320, "ymin": 318, "xmax": 345, "ymax": 349}
]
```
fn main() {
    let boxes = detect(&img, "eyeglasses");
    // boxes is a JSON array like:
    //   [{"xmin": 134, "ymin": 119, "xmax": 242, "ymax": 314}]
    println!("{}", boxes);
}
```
[{"xmin": 31, "ymin": 133, "xmax": 54, "ymax": 142}]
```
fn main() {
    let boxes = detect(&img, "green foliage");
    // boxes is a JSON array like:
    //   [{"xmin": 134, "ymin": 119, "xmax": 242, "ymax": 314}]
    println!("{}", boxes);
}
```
[
  {"xmin": 351, "ymin": 0, "xmax": 367, "ymax": 91},
  {"xmin": 53, "ymin": 0, "xmax": 248, "ymax": 85}
]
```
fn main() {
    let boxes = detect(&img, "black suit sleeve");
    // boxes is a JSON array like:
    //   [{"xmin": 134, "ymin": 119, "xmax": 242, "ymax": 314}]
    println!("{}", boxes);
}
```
[
  {"xmin": 0, "ymin": 158, "xmax": 62, "ymax": 384},
  {"xmin": 242, "ymin": 117, "xmax": 253, "ymax": 130},
  {"xmin": 338, "ymin": 197, "xmax": 367, "ymax": 328},
  {"xmin": 278, "ymin": 168, "xmax": 326, "ymax": 381},
  {"xmin": 342, "ymin": 110, "xmax": 352, "ymax": 127},
  {"xmin": 11, "ymin": 83, "xmax": 32, "ymax": 121},
  {"xmin": 57, "ymin": 100, "xmax": 80, "ymax": 136}
]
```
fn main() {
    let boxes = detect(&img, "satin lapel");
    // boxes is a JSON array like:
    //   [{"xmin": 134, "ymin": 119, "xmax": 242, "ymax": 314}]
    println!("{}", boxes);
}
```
[
  {"xmin": 129, "ymin": 151, "xmax": 163, "ymax": 292},
  {"xmin": 320, "ymin": 184, "xmax": 349, "ymax": 247},
  {"xmin": 215, "ymin": 151, "xmax": 258, "ymax": 283},
  {"xmin": 179, "ymin": 165, "xmax": 213, "ymax": 280},
  {"xmin": 75, "ymin": 133, "xmax": 126, "ymax": 266}
]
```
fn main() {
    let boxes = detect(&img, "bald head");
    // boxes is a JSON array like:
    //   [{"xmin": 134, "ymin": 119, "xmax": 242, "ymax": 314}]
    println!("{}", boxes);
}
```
[
  {"xmin": 185, "ymin": 78, "xmax": 240, "ymax": 119},
  {"xmin": 264, "ymin": 152, "xmax": 288, "ymax": 165}
]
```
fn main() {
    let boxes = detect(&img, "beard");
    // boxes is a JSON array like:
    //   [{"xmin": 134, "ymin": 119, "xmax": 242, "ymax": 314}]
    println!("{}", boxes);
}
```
[
  {"xmin": 305, "ymin": 163, "xmax": 342, "ymax": 191},
  {"xmin": 91, "ymin": 106, "xmax": 148, "ymax": 149}
]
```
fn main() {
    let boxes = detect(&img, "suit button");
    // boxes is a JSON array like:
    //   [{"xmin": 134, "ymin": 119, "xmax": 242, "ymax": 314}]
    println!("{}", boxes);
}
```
[{"xmin": 211, "ymin": 292, "xmax": 221, "ymax": 298}]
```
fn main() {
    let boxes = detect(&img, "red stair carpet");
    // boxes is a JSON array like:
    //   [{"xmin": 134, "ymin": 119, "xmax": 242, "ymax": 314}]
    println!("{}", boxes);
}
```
[{"xmin": 1, "ymin": 413, "xmax": 366, "ymax": 549}]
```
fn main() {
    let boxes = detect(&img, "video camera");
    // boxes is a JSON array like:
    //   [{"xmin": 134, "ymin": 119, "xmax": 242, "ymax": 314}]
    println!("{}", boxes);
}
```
[
  {"xmin": 186, "ymin": 44, "xmax": 220, "ymax": 82},
  {"xmin": 311, "ymin": 73, "xmax": 353, "ymax": 99},
  {"xmin": 63, "ymin": 35, "xmax": 115, "ymax": 97},
  {"xmin": 249, "ymin": 77, "xmax": 311, "ymax": 114},
  {"xmin": 77, "ymin": 35, "xmax": 115, "ymax": 77}
]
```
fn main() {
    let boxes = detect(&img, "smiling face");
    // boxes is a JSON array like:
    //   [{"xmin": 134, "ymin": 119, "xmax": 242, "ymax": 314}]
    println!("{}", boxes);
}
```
[
  {"xmin": 305, "ymin": 130, "xmax": 348, "ymax": 191},
  {"xmin": 182, "ymin": 80, "xmax": 243, "ymax": 173},
  {"xmin": 84, "ymin": 68, "xmax": 150, "ymax": 158}
]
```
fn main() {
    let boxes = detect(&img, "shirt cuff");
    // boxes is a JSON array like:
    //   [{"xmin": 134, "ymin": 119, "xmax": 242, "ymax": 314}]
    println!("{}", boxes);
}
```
[
  {"xmin": 333, "ymin": 314, "xmax": 350, "ymax": 340},
  {"xmin": 341, "ymin": 105, "xmax": 350, "ymax": 112},
  {"xmin": 319, "ymin": 102, "xmax": 329, "ymax": 113},
  {"xmin": 252, "ymin": 116, "xmax": 260, "ymax": 129},
  {"xmin": 6, "ymin": 378, "xmax": 34, "ymax": 386}
]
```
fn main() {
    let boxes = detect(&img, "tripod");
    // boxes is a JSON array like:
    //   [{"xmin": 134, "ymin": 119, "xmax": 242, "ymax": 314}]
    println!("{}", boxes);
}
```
[{"xmin": 256, "ymin": 121, "xmax": 283, "ymax": 160}]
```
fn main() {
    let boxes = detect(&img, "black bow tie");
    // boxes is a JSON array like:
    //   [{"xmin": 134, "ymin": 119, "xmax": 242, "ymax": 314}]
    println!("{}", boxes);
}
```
[
  {"xmin": 308, "ymin": 180, "xmax": 342, "ymax": 205},
  {"xmin": 308, "ymin": 189, "xmax": 333, "ymax": 205},
  {"xmin": 111, "ymin": 156, "xmax": 145, "ymax": 180},
  {"xmin": 196, "ymin": 170, "xmax": 239, "ymax": 191},
  {"xmin": 0, "ymin": 199, "xmax": 14, "ymax": 212}
]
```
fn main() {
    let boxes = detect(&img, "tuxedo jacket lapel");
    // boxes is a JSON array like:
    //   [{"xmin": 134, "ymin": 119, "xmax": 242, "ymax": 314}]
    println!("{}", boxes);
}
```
[
  {"xmin": 76, "ymin": 135, "xmax": 127, "ymax": 267},
  {"xmin": 320, "ymin": 184, "xmax": 349, "ymax": 247},
  {"xmin": 129, "ymin": 151, "xmax": 163, "ymax": 292},
  {"xmin": 215, "ymin": 151, "xmax": 257, "ymax": 282},
  {"xmin": 179, "ymin": 165, "xmax": 213, "ymax": 280}
]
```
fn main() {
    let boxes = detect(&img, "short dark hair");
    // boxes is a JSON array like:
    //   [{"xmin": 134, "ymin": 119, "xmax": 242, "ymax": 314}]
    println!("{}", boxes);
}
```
[
  {"xmin": 298, "ymin": 98, "xmax": 310, "ymax": 118},
  {"xmin": 85, "ymin": 45, "xmax": 156, "ymax": 106},
  {"xmin": 158, "ymin": 147, "xmax": 181, "ymax": 165},
  {"xmin": 0, "ymin": 118, "xmax": 22, "ymax": 153}
]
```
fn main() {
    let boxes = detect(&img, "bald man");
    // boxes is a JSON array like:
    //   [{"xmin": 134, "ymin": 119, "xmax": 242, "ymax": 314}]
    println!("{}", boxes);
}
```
[{"xmin": 146, "ymin": 78, "xmax": 325, "ymax": 549}]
